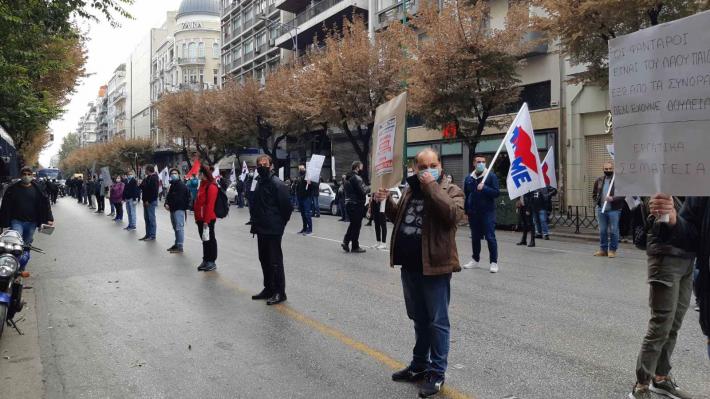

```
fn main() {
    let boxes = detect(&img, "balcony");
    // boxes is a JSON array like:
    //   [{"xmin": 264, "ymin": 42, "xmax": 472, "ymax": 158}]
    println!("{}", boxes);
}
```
[
  {"xmin": 377, "ymin": 0, "xmax": 415, "ymax": 26},
  {"xmin": 177, "ymin": 57, "xmax": 207, "ymax": 65},
  {"xmin": 223, "ymin": 1, "xmax": 237, "ymax": 15}
]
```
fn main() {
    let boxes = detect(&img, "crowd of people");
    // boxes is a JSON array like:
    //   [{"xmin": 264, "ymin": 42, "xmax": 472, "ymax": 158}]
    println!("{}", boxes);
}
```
[{"xmin": 1, "ymin": 147, "xmax": 707, "ymax": 398}]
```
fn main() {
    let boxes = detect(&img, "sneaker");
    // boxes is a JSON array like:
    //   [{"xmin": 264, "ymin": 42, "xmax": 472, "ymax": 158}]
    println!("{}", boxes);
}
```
[
  {"xmin": 628, "ymin": 385, "xmax": 651, "ymax": 399},
  {"xmin": 144, "ymin": 237, "xmax": 156, "ymax": 241},
  {"xmin": 489, "ymin": 262, "xmax": 499, "ymax": 273},
  {"xmin": 516, "ymin": 241, "xmax": 527, "ymax": 246},
  {"xmin": 197, "ymin": 262, "xmax": 208, "ymax": 271},
  {"xmin": 167, "ymin": 245, "xmax": 177, "ymax": 252},
  {"xmin": 391, "ymin": 365, "xmax": 428, "ymax": 382},
  {"xmin": 544, "ymin": 235, "xmax": 550, "ymax": 240},
  {"xmin": 341, "ymin": 243, "xmax": 350, "ymax": 253},
  {"xmin": 650, "ymin": 377, "xmax": 693, "ymax": 399},
  {"xmin": 419, "ymin": 373, "xmax": 445, "ymax": 398},
  {"xmin": 695, "ymin": 303, "xmax": 701, "ymax": 312},
  {"xmin": 169, "ymin": 247, "xmax": 183, "ymax": 254},
  {"xmin": 378, "ymin": 243, "xmax": 388, "ymax": 250},
  {"xmin": 126, "ymin": 226, "xmax": 136, "ymax": 231},
  {"xmin": 202, "ymin": 262, "xmax": 217, "ymax": 272},
  {"xmin": 462, "ymin": 260, "xmax": 478, "ymax": 269},
  {"xmin": 303, "ymin": 230, "xmax": 313, "ymax": 236},
  {"xmin": 594, "ymin": 250, "xmax": 608, "ymax": 257},
  {"xmin": 138, "ymin": 236, "xmax": 149, "ymax": 241},
  {"xmin": 351, "ymin": 247, "xmax": 366, "ymax": 253},
  {"xmin": 608, "ymin": 251, "xmax": 617, "ymax": 258}
]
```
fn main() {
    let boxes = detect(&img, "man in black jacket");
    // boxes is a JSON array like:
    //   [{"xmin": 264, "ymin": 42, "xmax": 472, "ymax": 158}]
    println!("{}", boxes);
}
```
[
  {"xmin": 295, "ymin": 164, "xmax": 316, "ymax": 235},
  {"xmin": 0, "ymin": 167, "xmax": 54, "ymax": 245},
  {"xmin": 342, "ymin": 161, "xmax": 369, "ymax": 253},
  {"xmin": 250, "ymin": 155, "xmax": 293, "ymax": 306},
  {"xmin": 592, "ymin": 163, "xmax": 626, "ymax": 258},
  {"xmin": 139, "ymin": 165, "xmax": 160, "ymax": 241},
  {"xmin": 123, "ymin": 171, "xmax": 140, "ymax": 230},
  {"xmin": 164, "ymin": 168, "xmax": 190, "ymax": 253}
]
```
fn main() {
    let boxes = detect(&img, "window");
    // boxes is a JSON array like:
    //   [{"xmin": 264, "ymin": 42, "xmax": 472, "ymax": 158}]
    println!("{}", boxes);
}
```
[
  {"xmin": 213, "ymin": 42, "xmax": 219, "ymax": 57},
  {"xmin": 501, "ymin": 80, "xmax": 552, "ymax": 114},
  {"xmin": 189, "ymin": 68, "xmax": 198, "ymax": 83},
  {"xmin": 182, "ymin": 43, "xmax": 187, "ymax": 57},
  {"xmin": 188, "ymin": 42, "xmax": 197, "ymax": 58},
  {"xmin": 198, "ymin": 42, "xmax": 205, "ymax": 57},
  {"xmin": 256, "ymin": 31, "xmax": 266, "ymax": 47},
  {"xmin": 213, "ymin": 69, "xmax": 218, "ymax": 86},
  {"xmin": 244, "ymin": 39, "xmax": 254, "ymax": 54},
  {"xmin": 199, "ymin": 68, "xmax": 204, "ymax": 83},
  {"xmin": 183, "ymin": 71, "xmax": 188, "ymax": 83}
]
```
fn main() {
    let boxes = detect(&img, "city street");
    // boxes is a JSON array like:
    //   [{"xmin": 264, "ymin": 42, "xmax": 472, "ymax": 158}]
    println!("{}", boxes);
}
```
[{"xmin": 13, "ymin": 199, "xmax": 710, "ymax": 399}]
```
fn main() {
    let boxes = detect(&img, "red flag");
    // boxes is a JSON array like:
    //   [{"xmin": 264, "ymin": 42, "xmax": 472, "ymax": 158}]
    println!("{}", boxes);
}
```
[
  {"xmin": 442, "ymin": 122, "xmax": 457, "ymax": 139},
  {"xmin": 185, "ymin": 159, "xmax": 201, "ymax": 178}
]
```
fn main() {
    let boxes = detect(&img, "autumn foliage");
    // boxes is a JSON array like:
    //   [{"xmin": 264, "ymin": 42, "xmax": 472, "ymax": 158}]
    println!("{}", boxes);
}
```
[{"xmin": 60, "ymin": 138, "xmax": 153, "ymax": 176}]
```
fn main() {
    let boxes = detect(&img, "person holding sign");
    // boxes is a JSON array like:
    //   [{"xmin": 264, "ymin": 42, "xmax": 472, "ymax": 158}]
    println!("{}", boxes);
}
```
[
  {"xmin": 341, "ymin": 162, "xmax": 369, "ymax": 254},
  {"xmin": 592, "ymin": 163, "xmax": 625, "ymax": 258},
  {"xmin": 375, "ymin": 148, "xmax": 464, "ymax": 398},
  {"xmin": 296, "ymin": 164, "xmax": 316, "ymax": 235}
]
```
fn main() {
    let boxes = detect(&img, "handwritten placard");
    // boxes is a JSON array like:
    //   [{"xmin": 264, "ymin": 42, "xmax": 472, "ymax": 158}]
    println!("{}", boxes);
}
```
[
  {"xmin": 374, "ymin": 116, "xmax": 396, "ymax": 177},
  {"xmin": 608, "ymin": 10, "xmax": 710, "ymax": 195}
]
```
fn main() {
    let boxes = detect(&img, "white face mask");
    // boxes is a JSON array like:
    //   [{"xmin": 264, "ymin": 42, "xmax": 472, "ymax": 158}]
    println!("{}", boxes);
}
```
[{"xmin": 115, "ymin": 178, "xmax": 121, "ymax": 183}]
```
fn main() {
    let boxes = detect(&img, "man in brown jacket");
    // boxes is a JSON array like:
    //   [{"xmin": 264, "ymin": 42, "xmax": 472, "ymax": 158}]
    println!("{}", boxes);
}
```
[{"xmin": 375, "ymin": 148, "xmax": 465, "ymax": 398}]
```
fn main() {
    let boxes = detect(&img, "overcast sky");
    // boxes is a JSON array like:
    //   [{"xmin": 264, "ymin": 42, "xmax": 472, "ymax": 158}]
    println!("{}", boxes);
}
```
[{"xmin": 40, "ymin": 0, "xmax": 184, "ymax": 166}]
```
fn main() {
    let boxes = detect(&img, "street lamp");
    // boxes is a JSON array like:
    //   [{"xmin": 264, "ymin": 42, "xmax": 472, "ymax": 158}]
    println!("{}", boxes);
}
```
[{"xmin": 258, "ymin": 16, "xmax": 299, "ymax": 58}]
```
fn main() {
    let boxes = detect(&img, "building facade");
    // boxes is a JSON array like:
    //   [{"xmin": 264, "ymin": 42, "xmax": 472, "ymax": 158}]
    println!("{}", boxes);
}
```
[
  {"xmin": 107, "ymin": 64, "xmax": 128, "ymax": 140},
  {"xmin": 95, "ymin": 85, "xmax": 109, "ymax": 143},
  {"xmin": 77, "ymin": 102, "xmax": 98, "ymax": 147}
]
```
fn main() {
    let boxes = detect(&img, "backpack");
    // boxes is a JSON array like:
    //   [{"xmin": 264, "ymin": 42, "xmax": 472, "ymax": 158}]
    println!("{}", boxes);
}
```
[{"xmin": 213, "ymin": 183, "xmax": 230, "ymax": 218}]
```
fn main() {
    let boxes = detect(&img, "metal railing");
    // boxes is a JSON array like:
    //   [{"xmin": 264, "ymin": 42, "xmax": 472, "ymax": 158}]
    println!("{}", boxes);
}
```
[
  {"xmin": 378, "ymin": 0, "xmax": 415, "ymax": 24},
  {"xmin": 548, "ymin": 205, "xmax": 599, "ymax": 234},
  {"xmin": 177, "ymin": 57, "xmax": 206, "ymax": 65},
  {"xmin": 282, "ymin": 0, "xmax": 345, "ymax": 31}
]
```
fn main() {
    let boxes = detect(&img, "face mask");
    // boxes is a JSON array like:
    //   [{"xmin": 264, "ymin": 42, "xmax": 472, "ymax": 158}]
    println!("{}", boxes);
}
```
[
  {"xmin": 21, "ymin": 176, "xmax": 32, "ymax": 184},
  {"xmin": 407, "ymin": 170, "xmax": 414, "ymax": 178},
  {"xmin": 419, "ymin": 168, "xmax": 440, "ymax": 181},
  {"xmin": 299, "ymin": 170, "xmax": 306, "ymax": 176},
  {"xmin": 257, "ymin": 166, "xmax": 270, "ymax": 177},
  {"xmin": 128, "ymin": 175, "xmax": 134, "ymax": 180},
  {"xmin": 170, "ymin": 174, "xmax": 180, "ymax": 181},
  {"xmin": 476, "ymin": 163, "xmax": 486, "ymax": 173},
  {"xmin": 604, "ymin": 171, "xmax": 613, "ymax": 177},
  {"xmin": 115, "ymin": 178, "xmax": 121, "ymax": 183}
]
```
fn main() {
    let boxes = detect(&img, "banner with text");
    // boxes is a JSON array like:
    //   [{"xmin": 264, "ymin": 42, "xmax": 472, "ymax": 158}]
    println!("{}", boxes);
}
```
[
  {"xmin": 370, "ymin": 92, "xmax": 407, "ymax": 190},
  {"xmin": 609, "ymin": 10, "xmax": 710, "ymax": 195},
  {"xmin": 306, "ymin": 155, "xmax": 325, "ymax": 183}
]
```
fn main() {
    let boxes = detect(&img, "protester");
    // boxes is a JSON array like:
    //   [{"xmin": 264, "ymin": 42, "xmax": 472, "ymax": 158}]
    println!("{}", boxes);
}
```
[
  {"xmin": 593, "ymin": 162, "xmax": 625, "ymax": 258},
  {"xmin": 0, "ymin": 167, "xmax": 54, "ymax": 245},
  {"xmin": 95, "ymin": 177, "xmax": 106, "ymax": 214},
  {"xmin": 463, "ymin": 155, "xmax": 500, "ymax": 273},
  {"xmin": 250, "ymin": 154, "xmax": 292, "ymax": 305},
  {"xmin": 109, "ymin": 176, "xmax": 125, "ymax": 222},
  {"xmin": 47, "ymin": 179, "xmax": 59, "ymax": 204},
  {"xmin": 165, "ymin": 168, "xmax": 190, "ymax": 254},
  {"xmin": 87, "ymin": 176, "xmax": 96, "ymax": 209},
  {"xmin": 516, "ymin": 192, "xmax": 536, "ymax": 247},
  {"xmin": 123, "ymin": 171, "xmax": 140, "ymax": 231},
  {"xmin": 342, "ymin": 161, "xmax": 368, "ymax": 253},
  {"xmin": 139, "ymin": 165, "xmax": 160, "ymax": 241},
  {"xmin": 627, "ymin": 194, "xmax": 709, "ymax": 399},
  {"xmin": 369, "ymin": 197, "xmax": 387, "ymax": 250},
  {"xmin": 296, "ymin": 164, "xmax": 315, "ymax": 235},
  {"xmin": 194, "ymin": 165, "xmax": 219, "ymax": 271},
  {"xmin": 236, "ymin": 177, "xmax": 245, "ymax": 208},
  {"xmin": 336, "ymin": 175, "xmax": 349, "ymax": 222},
  {"xmin": 187, "ymin": 174, "xmax": 199, "ymax": 210},
  {"xmin": 532, "ymin": 186, "xmax": 557, "ymax": 240},
  {"xmin": 375, "ymin": 148, "xmax": 464, "ymax": 398}
]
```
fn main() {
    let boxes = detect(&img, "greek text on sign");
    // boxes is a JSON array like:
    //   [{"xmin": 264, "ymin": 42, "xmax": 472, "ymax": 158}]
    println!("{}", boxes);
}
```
[
  {"xmin": 608, "ymin": 10, "xmax": 710, "ymax": 195},
  {"xmin": 374, "ymin": 116, "xmax": 396, "ymax": 177}
]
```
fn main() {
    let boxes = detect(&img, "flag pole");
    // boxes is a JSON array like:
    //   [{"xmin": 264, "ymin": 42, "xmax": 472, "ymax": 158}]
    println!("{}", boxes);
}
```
[
  {"xmin": 480, "ymin": 135, "xmax": 507, "ymax": 183},
  {"xmin": 600, "ymin": 175, "xmax": 615, "ymax": 213}
]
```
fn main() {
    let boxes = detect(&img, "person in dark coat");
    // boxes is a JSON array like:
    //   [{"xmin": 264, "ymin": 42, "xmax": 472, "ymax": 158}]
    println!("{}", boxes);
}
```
[
  {"xmin": 516, "ymin": 192, "xmax": 536, "ymax": 247},
  {"xmin": 122, "ymin": 171, "xmax": 140, "ymax": 230},
  {"xmin": 462, "ymin": 155, "xmax": 500, "ymax": 273},
  {"xmin": 341, "ymin": 161, "xmax": 369, "ymax": 253},
  {"xmin": 250, "ymin": 155, "xmax": 293, "ymax": 305},
  {"xmin": 139, "ymin": 165, "xmax": 160, "ymax": 241},
  {"xmin": 0, "ymin": 167, "xmax": 54, "ymax": 245},
  {"xmin": 165, "ymin": 168, "xmax": 191, "ymax": 254},
  {"xmin": 296, "ymin": 164, "xmax": 316, "ymax": 235}
]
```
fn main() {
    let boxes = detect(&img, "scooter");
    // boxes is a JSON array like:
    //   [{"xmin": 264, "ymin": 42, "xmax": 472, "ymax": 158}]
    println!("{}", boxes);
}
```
[{"xmin": 0, "ymin": 230, "xmax": 43, "ymax": 338}]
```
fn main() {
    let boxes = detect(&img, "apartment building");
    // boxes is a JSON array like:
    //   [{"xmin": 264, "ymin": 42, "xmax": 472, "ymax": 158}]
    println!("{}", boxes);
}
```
[
  {"xmin": 95, "ymin": 85, "xmax": 109, "ymax": 143},
  {"xmin": 107, "ymin": 64, "xmax": 128, "ymax": 140},
  {"xmin": 77, "ymin": 102, "xmax": 98, "ymax": 147}
]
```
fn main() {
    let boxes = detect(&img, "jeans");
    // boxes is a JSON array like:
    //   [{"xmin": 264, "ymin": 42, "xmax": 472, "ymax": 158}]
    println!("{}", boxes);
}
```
[
  {"xmin": 109, "ymin": 202, "xmax": 115, "ymax": 214},
  {"xmin": 400, "ymin": 269, "xmax": 451, "ymax": 375},
  {"xmin": 257, "ymin": 234, "xmax": 285, "ymax": 295},
  {"xmin": 9, "ymin": 220, "xmax": 37, "ymax": 245},
  {"xmin": 469, "ymin": 212, "xmax": 498, "ymax": 263},
  {"xmin": 312, "ymin": 195, "xmax": 320, "ymax": 216},
  {"xmin": 126, "ymin": 200, "xmax": 137, "ymax": 228},
  {"xmin": 143, "ymin": 200, "xmax": 158, "ymax": 238},
  {"xmin": 339, "ymin": 197, "xmax": 349, "ymax": 221},
  {"xmin": 344, "ymin": 203, "xmax": 365, "ymax": 249},
  {"xmin": 113, "ymin": 202, "xmax": 124, "ymax": 220},
  {"xmin": 197, "ymin": 220, "xmax": 217, "ymax": 262},
  {"xmin": 596, "ymin": 207, "xmax": 620, "ymax": 251},
  {"xmin": 170, "ymin": 210, "xmax": 186, "ymax": 248},
  {"xmin": 636, "ymin": 255, "xmax": 694, "ymax": 383},
  {"xmin": 298, "ymin": 197, "xmax": 313, "ymax": 232},
  {"xmin": 237, "ymin": 192, "xmax": 245, "ymax": 208},
  {"xmin": 534, "ymin": 209, "xmax": 549, "ymax": 236}
]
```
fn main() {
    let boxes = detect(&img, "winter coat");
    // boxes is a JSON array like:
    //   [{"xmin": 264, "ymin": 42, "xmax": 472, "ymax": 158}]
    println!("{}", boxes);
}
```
[
  {"xmin": 0, "ymin": 181, "xmax": 54, "ymax": 228},
  {"xmin": 592, "ymin": 175, "xmax": 625, "ymax": 211},
  {"xmin": 463, "ymin": 171, "xmax": 500, "ymax": 216},
  {"xmin": 166, "ymin": 179, "xmax": 190, "ymax": 212},
  {"xmin": 385, "ymin": 179, "xmax": 465, "ymax": 276},
  {"xmin": 194, "ymin": 180, "xmax": 218, "ymax": 223},
  {"xmin": 123, "ymin": 178, "xmax": 140, "ymax": 201},
  {"xmin": 250, "ymin": 173, "xmax": 293, "ymax": 236},
  {"xmin": 109, "ymin": 182, "xmax": 125, "ymax": 203},
  {"xmin": 296, "ymin": 175, "xmax": 316, "ymax": 199},
  {"xmin": 140, "ymin": 174, "xmax": 160, "ymax": 203},
  {"xmin": 344, "ymin": 172, "xmax": 368, "ymax": 205}
]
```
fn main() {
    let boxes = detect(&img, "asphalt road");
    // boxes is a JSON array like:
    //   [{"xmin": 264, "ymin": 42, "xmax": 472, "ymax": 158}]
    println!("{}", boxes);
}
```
[{"xmin": 19, "ymin": 198, "xmax": 710, "ymax": 399}]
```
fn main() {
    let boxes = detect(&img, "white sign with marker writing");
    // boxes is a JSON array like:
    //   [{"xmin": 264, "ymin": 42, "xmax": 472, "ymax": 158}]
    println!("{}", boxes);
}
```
[{"xmin": 608, "ymin": 10, "xmax": 710, "ymax": 195}]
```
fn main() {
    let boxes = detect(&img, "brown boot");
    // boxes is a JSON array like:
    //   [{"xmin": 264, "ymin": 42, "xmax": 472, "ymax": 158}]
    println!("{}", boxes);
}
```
[
  {"xmin": 594, "ymin": 250, "xmax": 608, "ymax": 257},
  {"xmin": 608, "ymin": 251, "xmax": 617, "ymax": 258}
]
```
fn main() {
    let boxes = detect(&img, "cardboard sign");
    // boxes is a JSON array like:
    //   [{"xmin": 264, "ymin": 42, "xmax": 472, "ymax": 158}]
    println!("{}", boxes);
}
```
[
  {"xmin": 609, "ymin": 10, "xmax": 710, "ymax": 195},
  {"xmin": 370, "ymin": 92, "xmax": 407, "ymax": 191},
  {"xmin": 306, "ymin": 154, "xmax": 325, "ymax": 183}
]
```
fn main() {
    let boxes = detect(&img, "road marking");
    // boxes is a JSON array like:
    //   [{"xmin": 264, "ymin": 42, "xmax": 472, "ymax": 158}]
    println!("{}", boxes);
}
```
[{"xmin": 213, "ymin": 276, "xmax": 475, "ymax": 399}]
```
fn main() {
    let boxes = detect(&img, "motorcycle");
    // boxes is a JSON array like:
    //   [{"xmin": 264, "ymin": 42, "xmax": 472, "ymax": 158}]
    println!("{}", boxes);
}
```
[{"xmin": 0, "ymin": 230, "xmax": 42, "ymax": 338}]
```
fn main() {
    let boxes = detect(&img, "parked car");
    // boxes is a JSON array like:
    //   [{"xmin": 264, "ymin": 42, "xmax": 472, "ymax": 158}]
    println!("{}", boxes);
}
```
[
  {"xmin": 317, "ymin": 182, "xmax": 338, "ymax": 214},
  {"xmin": 365, "ymin": 186, "xmax": 402, "ymax": 207}
]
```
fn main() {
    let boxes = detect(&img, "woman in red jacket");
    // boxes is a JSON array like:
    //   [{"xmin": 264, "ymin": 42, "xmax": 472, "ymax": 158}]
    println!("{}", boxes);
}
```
[{"xmin": 194, "ymin": 165, "xmax": 219, "ymax": 271}]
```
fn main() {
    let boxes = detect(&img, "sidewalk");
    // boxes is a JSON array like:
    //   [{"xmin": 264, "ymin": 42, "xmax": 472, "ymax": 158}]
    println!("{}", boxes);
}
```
[{"xmin": 0, "ymin": 285, "xmax": 44, "ymax": 399}]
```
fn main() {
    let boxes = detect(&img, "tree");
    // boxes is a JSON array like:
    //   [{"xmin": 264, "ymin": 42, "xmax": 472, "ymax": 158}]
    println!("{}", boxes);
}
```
[
  {"xmin": 59, "ymin": 138, "xmax": 152, "ymax": 176},
  {"xmin": 308, "ymin": 17, "xmax": 413, "ymax": 172},
  {"xmin": 406, "ymin": 0, "xmax": 532, "ymax": 154},
  {"xmin": 534, "ymin": 0, "xmax": 710, "ymax": 85},
  {"xmin": 58, "ymin": 133, "xmax": 81, "ymax": 163}
]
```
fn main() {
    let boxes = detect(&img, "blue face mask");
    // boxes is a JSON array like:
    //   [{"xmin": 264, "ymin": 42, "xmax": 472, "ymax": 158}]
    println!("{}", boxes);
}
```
[
  {"xmin": 419, "ymin": 168, "xmax": 440, "ymax": 181},
  {"xmin": 170, "ymin": 174, "xmax": 180, "ymax": 182},
  {"xmin": 476, "ymin": 163, "xmax": 486, "ymax": 173}
]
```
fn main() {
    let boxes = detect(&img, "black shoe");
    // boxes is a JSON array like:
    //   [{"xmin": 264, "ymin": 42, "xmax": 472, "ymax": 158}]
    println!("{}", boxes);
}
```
[
  {"xmin": 419, "ymin": 373, "xmax": 445, "ymax": 398},
  {"xmin": 266, "ymin": 293, "xmax": 287, "ymax": 305},
  {"xmin": 145, "ymin": 237, "xmax": 156, "ymax": 241},
  {"xmin": 544, "ymin": 235, "xmax": 550, "ymax": 240},
  {"xmin": 341, "ymin": 243, "xmax": 350, "ymax": 253},
  {"xmin": 202, "ymin": 262, "xmax": 217, "ymax": 272},
  {"xmin": 351, "ymin": 247, "xmax": 366, "ymax": 253},
  {"xmin": 167, "ymin": 245, "xmax": 177, "ymax": 252},
  {"xmin": 535, "ymin": 234, "xmax": 543, "ymax": 239},
  {"xmin": 527, "ymin": 242, "xmax": 536, "ymax": 248},
  {"xmin": 516, "ymin": 241, "xmax": 527, "ymax": 246},
  {"xmin": 297, "ymin": 229, "xmax": 305, "ymax": 234},
  {"xmin": 252, "ymin": 290, "xmax": 271, "ymax": 300},
  {"xmin": 169, "ymin": 247, "xmax": 183, "ymax": 254},
  {"xmin": 197, "ymin": 262, "xmax": 208, "ymax": 271},
  {"xmin": 245, "ymin": 221, "xmax": 252, "ymax": 225},
  {"xmin": 392, "ymin": 365, "xmax": 428, "ymax": 382},
  {"xmin": 139, "ymin": 236, "xmax": 149, "ymax": 241}
]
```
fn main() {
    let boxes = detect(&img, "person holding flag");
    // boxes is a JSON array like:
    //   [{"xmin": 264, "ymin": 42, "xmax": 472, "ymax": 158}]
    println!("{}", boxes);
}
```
[
  {"xmin": 462, "ymin": 155, "xmax": 500, "ymax": 272},
  {"xmin": 592, "ymin": 162, "xmax": 625, "ymax": 258}
]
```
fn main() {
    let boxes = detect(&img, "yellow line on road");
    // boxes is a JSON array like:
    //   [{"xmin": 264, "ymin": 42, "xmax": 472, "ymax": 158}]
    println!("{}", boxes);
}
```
[{"xmin": 214, "ymin": 276, "xmax": 475, "ymax": 399}]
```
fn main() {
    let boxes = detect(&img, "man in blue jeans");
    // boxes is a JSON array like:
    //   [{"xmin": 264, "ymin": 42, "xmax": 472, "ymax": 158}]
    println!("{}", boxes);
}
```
[
  {"xmin": 122, "ymin": 171, "xmax": 140, "ymax": 230},
  {"xmin": 376, "ymin": 148, "xmax": 465, "ymax": 398},
  {"xmin": 0, "ymin": 167, "xmax": 54, "ymax": 245},
  {"xmin": 165, "ymin": 168, "xmax": 190, "ymax": 253},
  {"xmin": 462, "ymin": 155, "xmax": 500, "ymax": 273},
  {"xmin": 592, "ymin": 162, "xmax": 625, "ymax": 258},
  {"xmin": 139, "ymin": 165, "xmax": 160, "ymax": 241}
]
